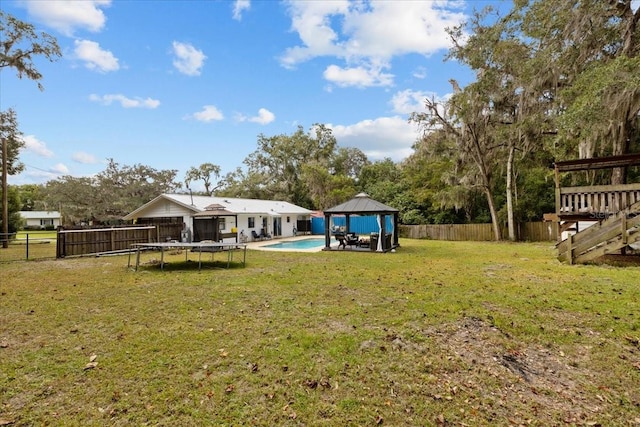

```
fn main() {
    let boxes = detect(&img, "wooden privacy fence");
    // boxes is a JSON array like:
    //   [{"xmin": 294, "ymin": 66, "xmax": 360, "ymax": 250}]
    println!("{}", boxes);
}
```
[
  {"xmin": 399, "ymin": 222, "xmax": 557, "ymax": 242},
  {"xmin": 57, "ymin": 226, "xmax": 157, "ymax": 258}
]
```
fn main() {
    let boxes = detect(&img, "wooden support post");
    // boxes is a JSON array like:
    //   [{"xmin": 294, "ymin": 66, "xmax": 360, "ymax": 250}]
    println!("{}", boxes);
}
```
[{"xmin": 568, "ymin": 233, "xmax": 573, "ymax": 265}]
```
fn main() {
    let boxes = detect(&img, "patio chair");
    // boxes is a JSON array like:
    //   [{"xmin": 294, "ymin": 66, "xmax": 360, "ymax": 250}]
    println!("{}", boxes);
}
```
[
  {"xmin": 251, "ymin": 230, "xmax": 262, "ymax": 241},
  {"xmin": 335, "ymin": 234, "xmax": 346, "ymax": 249},
  {"xmin": 345, "ymin": 233, "xmax": 359, "ymax": 248},
  {"xmin": 259, "ymin": 228, "xmax": 271, "ymax": 239}
]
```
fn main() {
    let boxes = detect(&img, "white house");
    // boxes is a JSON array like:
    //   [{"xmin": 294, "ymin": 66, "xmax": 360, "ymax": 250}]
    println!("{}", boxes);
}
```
[
  {"xmin": 19, "ymin": 211, "xmax": 62, "ymax": 229},
  {"xmin": 123, "ymin": 194, "xmax": 312, "ymax": 243}
]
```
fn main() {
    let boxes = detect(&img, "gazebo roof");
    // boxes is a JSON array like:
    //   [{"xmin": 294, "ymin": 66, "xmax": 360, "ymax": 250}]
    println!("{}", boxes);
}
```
[{"xmin": 324, "ymin": 193, "xmax": 399, "ymax": 215}]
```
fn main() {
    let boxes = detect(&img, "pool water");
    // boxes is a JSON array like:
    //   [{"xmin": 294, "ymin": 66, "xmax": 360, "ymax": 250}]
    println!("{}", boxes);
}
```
[{"xmin": 261, "ymin": 237, "xmax": 325, "ymax": 250}]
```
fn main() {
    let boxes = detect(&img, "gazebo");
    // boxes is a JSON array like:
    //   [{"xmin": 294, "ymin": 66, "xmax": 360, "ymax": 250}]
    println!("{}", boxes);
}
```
[{"xmin": 323, "ymin": 193, "xmax": 400, "ymax": 252}]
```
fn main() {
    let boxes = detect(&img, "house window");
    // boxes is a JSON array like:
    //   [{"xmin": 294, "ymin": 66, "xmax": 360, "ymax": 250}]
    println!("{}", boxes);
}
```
[
  {"xmin": 219, "ymin": 218, "xmax": 226, "ymax": 231},
  {"xmin": 286, "ymin": 216, "xmax": 290, "ymax": 223},
  {"xmin": 248, "ymin": 217, "xmax": 255, "ymax": 228},
  {"xmin": 40, "ymin": 219, "xmax": 54, "ymax": 226}
]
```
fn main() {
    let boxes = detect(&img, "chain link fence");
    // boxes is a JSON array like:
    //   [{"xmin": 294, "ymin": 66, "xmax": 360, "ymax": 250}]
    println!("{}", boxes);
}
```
[{"xmin": 0, "ymin": 232, "xmax": 57, "ymax": 262}]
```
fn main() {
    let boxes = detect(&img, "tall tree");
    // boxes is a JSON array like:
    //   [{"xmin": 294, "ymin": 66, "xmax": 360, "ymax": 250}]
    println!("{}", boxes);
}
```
[
  {"xmin": 412, "ymin": 85, "xmax": 505, "ymax": 240},
  {"xmin": 16, "ymin": 184, "xmax": 45, "ymax": 211},
  {"xmin": 243, "ymin": 124, "xmax": 337, "ymax": 208},
  {"xmin": 357, "ymin": 158, "xmax": 404, "ymax": 208},
  {"xmin": 1, "ymin": 109, "xmax": 25, "ymax": 247},
  {"xmin": 216, "ymin": 167, "xmax": 268, "ymax": 200},
  {"xmin": 1, "ymin": 11, "xmax": 61, "ymax": 247},
  {"xmin": 445, "ymin": 6, "xmax": 542, "ymax": 240},
  {"xmin": 43, "ymin": 160, "xmax": 181, "ymax": 224},
  {"xmin": 0, "ymin": 110, "xmax": 24, "ymax": 176},
  {"xmin": 0, "ymin": 11, "xmax": 62, "ymax": 90},
  {"xmin": 184, "ymin": 162, "xmax": 221, "ymax": 196},
  {"xmin": 401, "ymin": 128, "xmax": 471, "ymax": 224},
  {"xmin": 513, "ymin": 0, "xmax": 640, "ymax": 183},
  {"xmin": 331, "ymin": 147, "xmax": 369, "ymax": 179}
]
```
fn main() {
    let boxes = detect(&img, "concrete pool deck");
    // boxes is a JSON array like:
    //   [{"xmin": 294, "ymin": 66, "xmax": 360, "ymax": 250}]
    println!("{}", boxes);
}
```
[{"xmin": 247, "ymin": 235, "xmax": 337, "ymax": 252}]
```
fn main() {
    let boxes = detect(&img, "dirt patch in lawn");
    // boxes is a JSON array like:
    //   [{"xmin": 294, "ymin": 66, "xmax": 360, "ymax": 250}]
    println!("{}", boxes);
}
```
[{"xmin": 424, "ymin": 317, "xmax": 614, "ymax": 424}]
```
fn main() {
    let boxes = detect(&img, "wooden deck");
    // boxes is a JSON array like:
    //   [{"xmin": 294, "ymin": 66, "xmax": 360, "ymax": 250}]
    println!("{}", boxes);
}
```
[
  {"xmin": 556, "ymin": 201, "xmax": 640, "ymax": 264},
  {"xmin": 551, "ymin": 154, "xmax": 640, "ymax": 264},
  {"xmin": 557, "ymin": 183, "xmax": 640, "ymax": 219}
]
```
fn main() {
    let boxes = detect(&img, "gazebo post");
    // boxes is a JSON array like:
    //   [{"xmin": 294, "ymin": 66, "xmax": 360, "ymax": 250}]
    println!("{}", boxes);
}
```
[
  {"xmin": 324, "ymin": 213, "xmax": 332, "ymax": 250},
  {"xmin": 393, "ymin": 213, "xmax": 399, "ymax": 247},
  {"xmin": 380, "ymin": 214, "xmax": 387, "ymax": 251}
]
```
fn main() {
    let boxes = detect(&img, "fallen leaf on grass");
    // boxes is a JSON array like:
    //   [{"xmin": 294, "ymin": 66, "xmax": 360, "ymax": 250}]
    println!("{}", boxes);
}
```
[
  {"xmin": 303, "ymin": 379, "xmax": 318, "ymax": 389},
  {"xmin": 84, "ymin": 362, "xmax": 98, "ymax": 370},
  {"xmin": 0, "ymin": 418, "xmax": 15, "ymax": 426},
  {"xmin": 225, "ymin": 384, "xmax": 234, "ymax": 393}
]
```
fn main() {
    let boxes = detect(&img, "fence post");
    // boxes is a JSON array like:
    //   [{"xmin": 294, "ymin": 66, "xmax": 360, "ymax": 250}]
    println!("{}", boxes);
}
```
[{"xmin": 26, "ymin": 233, "xmax": 29, "ymax": 260}]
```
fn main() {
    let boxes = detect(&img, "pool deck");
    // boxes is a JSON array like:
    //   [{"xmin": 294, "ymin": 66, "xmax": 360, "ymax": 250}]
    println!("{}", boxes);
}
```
[
  {"xmin": 247, "ymin": 235, "xmax": 334, "ymax": 252},
  {"xmin": 246, "ymin": 235, "xmax": 390, "ymax": 253}
]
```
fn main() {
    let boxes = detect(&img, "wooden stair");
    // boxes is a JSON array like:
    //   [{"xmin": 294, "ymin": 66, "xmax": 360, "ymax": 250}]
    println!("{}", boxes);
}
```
[{"xmin": 557, "ymin": 201, "xmax": 640, "ymax": 264}]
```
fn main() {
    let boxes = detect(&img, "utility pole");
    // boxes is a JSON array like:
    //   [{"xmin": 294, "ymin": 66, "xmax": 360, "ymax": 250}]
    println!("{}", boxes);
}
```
[{"xmin": 2, "ymin": 137, "xmax": 8, "ymax": 248}]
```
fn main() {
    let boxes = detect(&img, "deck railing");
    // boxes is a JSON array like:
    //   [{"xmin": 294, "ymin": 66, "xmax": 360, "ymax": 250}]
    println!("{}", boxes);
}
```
[{"xmin": 557, "ymin": 183, "xmax": 640, "ymax": 217}]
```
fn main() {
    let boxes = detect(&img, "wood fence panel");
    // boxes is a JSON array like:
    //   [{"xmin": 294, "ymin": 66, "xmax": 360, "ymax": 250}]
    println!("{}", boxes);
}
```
[
  {"xmin": 57, "ymin": 226, "xmax": 156, "ymax": 258},
  {"xmin": 400, "ymin": 222, "xmax": 556, "ymax": 242},
  {"xmin": 518, "ymin": 222, "xmax": 557, "ymax": 242}
]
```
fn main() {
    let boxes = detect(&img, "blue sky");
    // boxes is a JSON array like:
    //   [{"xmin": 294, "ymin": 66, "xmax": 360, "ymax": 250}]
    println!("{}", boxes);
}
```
[{"xmin": 2, "ymin": 0, "xmax": 506, "ymax": 191}]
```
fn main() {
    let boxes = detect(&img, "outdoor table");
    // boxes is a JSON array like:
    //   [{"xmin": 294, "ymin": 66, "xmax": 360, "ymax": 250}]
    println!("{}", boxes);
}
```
[{"xmin": 128, "ymin": 242, "xmax": 247, "ymax": 271}]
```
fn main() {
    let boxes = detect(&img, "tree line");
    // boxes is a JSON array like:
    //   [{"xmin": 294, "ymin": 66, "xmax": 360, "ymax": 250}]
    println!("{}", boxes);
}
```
[{"xmin": 3, "ymin": 1, "xmax": 640, "ymax": 241}]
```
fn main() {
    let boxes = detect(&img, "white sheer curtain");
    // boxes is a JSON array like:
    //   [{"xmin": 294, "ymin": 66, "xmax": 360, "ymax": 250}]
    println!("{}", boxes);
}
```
[{"xmin": 376, "ymin": 214, "xmax": 383, "ymax": 252}]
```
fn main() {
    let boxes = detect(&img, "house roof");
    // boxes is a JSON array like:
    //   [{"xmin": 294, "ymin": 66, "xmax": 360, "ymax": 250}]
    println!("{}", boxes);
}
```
[
  {"xmin": 123, "ymin": 193, "xmax": 312, "ymax": 220},
  {"xmin": 324, "ymin": 193, "xmax": 399, "ymax": 215},
  {"xmin": 19, "ymin": 211, "xmax": 61, "ymax": 220}
]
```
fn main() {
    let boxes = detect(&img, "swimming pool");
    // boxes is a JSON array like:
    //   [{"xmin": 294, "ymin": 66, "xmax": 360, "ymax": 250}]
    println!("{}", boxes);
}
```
[{"xmin": 260, "ymin": 237, "xmax": 325, "ymax": 250}]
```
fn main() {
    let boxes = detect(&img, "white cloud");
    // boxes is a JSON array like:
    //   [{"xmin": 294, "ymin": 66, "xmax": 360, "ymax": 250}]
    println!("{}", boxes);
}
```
[
  {"xmin": 390, "ymin": 89, "xmax": 452, "ymax": 116},
  {"xmin": 280, "ymin": 0, "xmax": 467, "ymax": 87},
  {"xmin": 412, "ymin": 66, "xmax": 428, "ymax": 79},
  {"xmin": 329, "ymin": 116, "xmax": 420, "ymax": 162},
  {"xmin": 390, "ymin": 89, "xmax": 432, "ymax": 114},
  {"xmin": 236, "ymin": 108, "xmax": 275, "ymax": 125},
  {"xmin": 51, "ymin": 163, "xmax": 70, "ymax": 174},
  {"xmin": 324, "ymin": 64, "xmax": 393, "ymax": 88},
  {"xmin": 89, "ymin": 94, "xmax": 160, "ymax": 109},
  {"xmin": 22, "ymin": 135, "xmax": 54, "ymax": 157},
  {"xmin": 172, "ymin": 41, "xmax": 206, "ymax": 76},
  {"xmin": 232, "ymin": 0, "xmax": 251, "ymax": 20},
  {"xmin": 72, "ymin": 151, "xmax": 98, "ymax": 164},
  {"xmin": 192, "ymin": 105, "xmax": 224, "ymax": 122},
  {"xmin": 23, "ymin": 0, "xmax": 111, "ymax": 36},
  {"xmin": 74, "ymin": 40, "xmax": 119, "ymax": 72}
]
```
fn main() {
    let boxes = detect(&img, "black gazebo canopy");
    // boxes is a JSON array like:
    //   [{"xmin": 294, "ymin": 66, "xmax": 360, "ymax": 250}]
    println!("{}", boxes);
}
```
[{"xmin": 323, "ymin": 193, "xmax": 399, "ymax": 252}]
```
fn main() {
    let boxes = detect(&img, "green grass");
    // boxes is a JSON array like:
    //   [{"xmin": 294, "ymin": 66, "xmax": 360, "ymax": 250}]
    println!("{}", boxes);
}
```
[
  {"xmin": 15, "ymin": 230, "xmax": 58, "ymax": 240},
  {"xmin": 1, "ymin": 239, "xmax": 639, "ymax": 426},
  {"xmin": 0, "ymin": 231, "xmax": 57, "ymax": 262}
]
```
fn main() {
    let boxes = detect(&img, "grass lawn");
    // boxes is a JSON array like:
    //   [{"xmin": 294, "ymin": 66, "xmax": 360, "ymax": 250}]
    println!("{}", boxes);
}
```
[
  {"xmin": 0, "ymin": 231, "xmax": 57, "ymax": 262},
  {"xmin": 1, "ymin": 239, "xmax": 639, "ymax": 426}
]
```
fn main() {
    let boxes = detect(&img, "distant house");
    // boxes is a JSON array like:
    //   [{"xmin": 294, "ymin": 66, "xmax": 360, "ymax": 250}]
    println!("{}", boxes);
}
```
[
  {"xmin": 19, "ymin": 211, "xmax": 62, "ymax": 229},
  {"xmin": 123, "ymin": 194, "xmax": 312, "ymax": 243}
]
